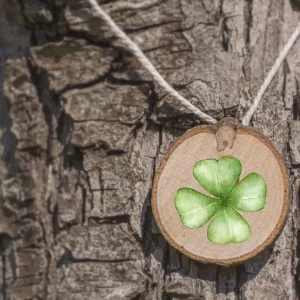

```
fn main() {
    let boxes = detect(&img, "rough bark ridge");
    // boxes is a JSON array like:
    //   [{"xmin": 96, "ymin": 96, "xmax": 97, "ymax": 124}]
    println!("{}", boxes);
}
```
[{"xmin": 0, "ymin": 0, "xmax": 300, "ymax": 299}]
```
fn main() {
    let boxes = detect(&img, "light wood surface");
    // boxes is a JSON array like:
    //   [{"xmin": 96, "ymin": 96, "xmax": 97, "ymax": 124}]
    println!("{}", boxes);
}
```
[{"xmin": 152, "ymin": 125, "xmax": 289, "ymax": 265}]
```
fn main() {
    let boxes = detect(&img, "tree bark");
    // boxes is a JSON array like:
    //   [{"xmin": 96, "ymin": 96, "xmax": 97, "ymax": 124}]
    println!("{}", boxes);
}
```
[{"xmin": 0, "ymin": 0, "xmax": 300, "ymax": 299}]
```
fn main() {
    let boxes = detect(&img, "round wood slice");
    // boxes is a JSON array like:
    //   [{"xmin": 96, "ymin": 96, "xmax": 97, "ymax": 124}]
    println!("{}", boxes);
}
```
[{"xmin": 152, "ymin": 125, "xmax": 289, "ymax": 265}]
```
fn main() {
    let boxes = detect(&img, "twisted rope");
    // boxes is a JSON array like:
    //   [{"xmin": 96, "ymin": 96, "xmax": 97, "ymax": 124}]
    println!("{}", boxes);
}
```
[
  {"xmin": 88, "ymin": 0, "xmax": 300, "ymax": 126},
  {"xmin": 242, "ymin": 22, "xmax": 300, "ymax": 125},
  {"xmin": 88, "ymin": 0, "xmax": 217, "ymax": 124}
]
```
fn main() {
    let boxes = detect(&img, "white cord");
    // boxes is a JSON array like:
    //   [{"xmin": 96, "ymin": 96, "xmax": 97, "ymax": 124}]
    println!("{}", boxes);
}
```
[
  {"xmin": 88, "ymin": 0, "xmax": 217, "ymax": 125},
  {"xmin": 88, "ymin": 0, "xmax": 300, "ymax": 126},
  {"xmin": 109, "ymin": 0, "xmax": 163, "ymax": 11},
  {"xmin": 242, "ymin": 22, "xmax": 300, "ymax": 126}
]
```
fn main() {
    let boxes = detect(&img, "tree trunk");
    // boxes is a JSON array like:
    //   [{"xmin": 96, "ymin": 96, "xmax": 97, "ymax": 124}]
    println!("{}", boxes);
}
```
[{"xmin": 0, "ymin": 0, "xmax": 300, "ymax": 299}]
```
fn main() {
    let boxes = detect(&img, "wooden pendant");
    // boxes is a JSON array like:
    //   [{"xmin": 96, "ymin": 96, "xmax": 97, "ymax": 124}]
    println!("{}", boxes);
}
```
[{"xmin": 152, "ymin": 122, "xmax": 289, "ymax": 265}]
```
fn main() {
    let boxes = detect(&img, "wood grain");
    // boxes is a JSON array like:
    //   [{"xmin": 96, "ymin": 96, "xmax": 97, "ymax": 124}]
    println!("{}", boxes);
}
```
[{"xmin": 152, "ymin": 125, "xmax": 289, "ymax": 265}]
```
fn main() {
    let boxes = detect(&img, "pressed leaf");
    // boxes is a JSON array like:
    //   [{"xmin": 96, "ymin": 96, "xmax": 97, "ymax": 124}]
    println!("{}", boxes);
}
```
[
  {"xmin": 207, "ymin": 207, "xmax": 251, "ymax": 244},
  {"xmin": 227, "ymin": 173, "xmax": 267, "ymax": 212},
  {"xmin": 175, "ymin": 188, "xmax": 220, "ymax": 229},
  {"xmin": 193, "ymin": 156, "xmax": 241, "ymax": 198}
]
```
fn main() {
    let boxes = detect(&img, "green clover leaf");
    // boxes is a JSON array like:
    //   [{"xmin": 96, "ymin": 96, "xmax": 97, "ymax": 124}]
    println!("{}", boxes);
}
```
[{"xmin": 174, "ymin": 156, "xmax": 267, "ymax": 244}]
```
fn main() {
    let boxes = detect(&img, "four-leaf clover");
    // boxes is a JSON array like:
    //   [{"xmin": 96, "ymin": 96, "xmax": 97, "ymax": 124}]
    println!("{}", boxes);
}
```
[{"xmin": 174, "ymin": 156, "xmax": 267, "ymax": 244}]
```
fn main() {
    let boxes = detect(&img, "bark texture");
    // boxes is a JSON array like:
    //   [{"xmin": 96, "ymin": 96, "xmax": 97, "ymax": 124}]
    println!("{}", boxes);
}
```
[{"xmin": 0, "ymin": 0, "xmax": 300, "ymax": 299}]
